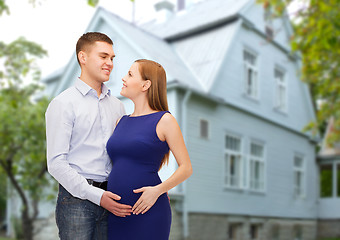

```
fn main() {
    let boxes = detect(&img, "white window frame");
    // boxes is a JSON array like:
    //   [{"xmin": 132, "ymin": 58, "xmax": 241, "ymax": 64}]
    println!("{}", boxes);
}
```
[
  {"xmin": 243, "ymin": 49, "xmax": 258, "ymax": 99},
  {"xmin": 199, "ymin": 118, "xmax": 209, "ymax": 139},
  {"xmin": 249, "ymin": 141, "xmax": 266, "ymax": 192},
  {"xmin": 274, "ymin": 67, "xmax": 287, "ymax": 112},
  {"xmin": 223, "ymin": 133, "xmax": 244, "ymax": 189},
  {"xmin": 293, "ymin": 153, "xmax": 305, "ymax": 198}
]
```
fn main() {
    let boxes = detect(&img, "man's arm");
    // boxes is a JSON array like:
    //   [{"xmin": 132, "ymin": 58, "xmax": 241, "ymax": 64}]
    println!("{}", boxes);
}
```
[
  {"xmin": 46, "ymin": 99, "xmax": 132, "ymax": 216},
  {"xmin": 45, "ymin": 99, "xmax": 104, "ymax": 204}
]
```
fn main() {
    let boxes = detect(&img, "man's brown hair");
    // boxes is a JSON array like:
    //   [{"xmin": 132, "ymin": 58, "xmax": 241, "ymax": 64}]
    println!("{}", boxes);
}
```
[{"xmin": 76, "ymin": 32, "xmax": 113, "ymax": 65}]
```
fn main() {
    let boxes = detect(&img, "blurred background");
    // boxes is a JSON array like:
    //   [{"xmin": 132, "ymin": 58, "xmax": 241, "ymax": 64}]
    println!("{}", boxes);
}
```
[{"xmin": 1, "ymin": 0, "xmax": 339, "ymax": 240}]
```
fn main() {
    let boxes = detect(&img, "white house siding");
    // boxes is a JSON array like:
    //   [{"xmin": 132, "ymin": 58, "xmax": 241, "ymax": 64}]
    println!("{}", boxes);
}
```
[
  {"xmin": 179, "ymin": 94, "xmax": 317, "ymax": 239},
  {"xmin": 185, "ymin": 95, "xmax": 317, "ymax": 218},
  {"xmin": 13, "ymin": 0, "xmax": 324, "ymax": 239},
  {"xmin": 211, "ymin": 25, "xmax": 315, "ymax": 136}
]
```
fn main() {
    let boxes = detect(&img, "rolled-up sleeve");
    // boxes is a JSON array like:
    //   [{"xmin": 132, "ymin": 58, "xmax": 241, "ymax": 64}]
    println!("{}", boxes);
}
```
[{"xmin": 45, "ymin": 99, "xmax": 104, "ymax": 205}]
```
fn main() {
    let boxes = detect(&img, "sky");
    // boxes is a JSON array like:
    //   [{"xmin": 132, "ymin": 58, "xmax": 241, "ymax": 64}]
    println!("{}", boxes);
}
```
[
  {"xmin": 0, "ymin": 0, "xmax": 301, "ymax": 80},
  {"xmin": 0, "ymin": 0, "xmax": 166, "ymax": 78}
]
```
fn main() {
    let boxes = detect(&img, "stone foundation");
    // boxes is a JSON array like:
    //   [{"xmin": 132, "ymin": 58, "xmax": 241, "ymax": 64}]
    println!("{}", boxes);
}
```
[
  {"xmin": 184, "ymin": 213, "xmax": 317, "ymax": 240},
  {"xmin": 28, "ymin": 204, "xmax": 319, "ymax": 240},
  {"xmin": 317, "ymin": 219, "xmax": 340, "ymax": 239}
]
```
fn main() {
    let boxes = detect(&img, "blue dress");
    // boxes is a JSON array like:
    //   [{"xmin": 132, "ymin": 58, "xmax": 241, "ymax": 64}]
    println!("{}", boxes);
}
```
[{"xmin": 106, "ymin": 111, "xmax": 172, "ymax": 240}]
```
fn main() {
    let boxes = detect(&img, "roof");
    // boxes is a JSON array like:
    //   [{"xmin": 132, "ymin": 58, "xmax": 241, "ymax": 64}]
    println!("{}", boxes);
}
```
[
  {"xmin": 101, "ymin": 8, "xmax": 204, "ymax": 92},
  {"xmin": 171, "ymin": 20, "xmax": 239, "ymax": 90},
  {"xmin": 319, "ymin": 117, "xmax": 340, "ymax": 158},
  {"xmin": 42, "ymin": 0, "xmax": 265, "ymax": 96},
  {"xmin": 140, "ymin": 0, "xmax": 250, "ymax": 40}
]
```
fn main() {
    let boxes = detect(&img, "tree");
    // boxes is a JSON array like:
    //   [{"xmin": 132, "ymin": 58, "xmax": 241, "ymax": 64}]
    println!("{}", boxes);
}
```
[
  {"xmin": 0, "ymin": 173, "xmax": 6, "ymax": 225},
  {"xmin": 257, "ymin": 0, "xmax": 340, "ymax": 143},
  {"xmin": 0, "ymin": 37, "xmax": 51, "ymax": 240}
]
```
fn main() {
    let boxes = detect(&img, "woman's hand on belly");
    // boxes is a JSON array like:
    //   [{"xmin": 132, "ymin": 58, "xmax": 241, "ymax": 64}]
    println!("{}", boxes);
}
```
[{"xmin": 132, "ymin": 186, "xmax": 162, "ymax": 215}]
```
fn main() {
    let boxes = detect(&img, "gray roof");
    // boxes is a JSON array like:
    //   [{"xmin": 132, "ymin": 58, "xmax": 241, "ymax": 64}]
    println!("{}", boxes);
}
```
[
  {"xmin": 43, "ymin": 0, "xmax": 251, "ymax": 94},
  {"xmin": 171, "ymin": 20, "xmax": 239, "ymax": 91},
  {"xmin": 101, "ymin": 8, "xmax": 204, "ymax": 92},
  {"xmin": 140, "ymin": 0, "xmax": 250, "ymax": 39}
]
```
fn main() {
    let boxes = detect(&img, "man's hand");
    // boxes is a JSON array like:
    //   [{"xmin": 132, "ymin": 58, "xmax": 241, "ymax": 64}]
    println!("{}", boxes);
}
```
[{"xmin": 100, "ymin": 191, "xmax": 132, "ymax": 217}]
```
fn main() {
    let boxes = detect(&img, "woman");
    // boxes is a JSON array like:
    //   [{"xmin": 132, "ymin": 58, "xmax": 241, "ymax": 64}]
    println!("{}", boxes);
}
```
[{"xmin": 106, "ymin": 59, "xmax": 193, "ymax": 239}]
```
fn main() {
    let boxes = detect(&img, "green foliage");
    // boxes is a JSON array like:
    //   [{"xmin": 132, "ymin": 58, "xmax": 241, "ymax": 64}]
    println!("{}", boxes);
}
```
[
  {"xmin": 87, "ymin": 0, "xmax": 99, "ymax": 7},
  {"xmin": 0, "ymin": 38, "xmax": 50, "ymax": 239},
  {"xmin": 257, "ymin": 0, "xmax": 340, "ymax": 143},
  {"xmin": 0, "ymin": 37, "xmax": 47, "ymax": 86},
  {"xmin": 320, "ymin": 165, "xmax": 333, "ymax": 197},
  {"xmin": 0, "ymin": 0, "xmax": 9, "ymax": 15},
  {"xmin": 12, "ymin": 217, "xmax": 24, "ymax": 240}
]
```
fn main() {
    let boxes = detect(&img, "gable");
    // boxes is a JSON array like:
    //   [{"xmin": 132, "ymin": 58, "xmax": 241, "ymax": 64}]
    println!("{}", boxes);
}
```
[
  {"xmin": 48, "ymin": 7, "xmax": 203, "ymax": 97},
  {"xmin": 240, "ymin": 0, "xmax": 293, "ymax": 51},
  {"xmin": 208, "ymin": 18, "xmax": 316, "ymax": 135},
  {"xmin": 171, "ymin": 20, "xmax": 240, "ymax": 91},
  {"xmin": 141, "ymin": 0, "xmax": 249, "ymax": 40}
]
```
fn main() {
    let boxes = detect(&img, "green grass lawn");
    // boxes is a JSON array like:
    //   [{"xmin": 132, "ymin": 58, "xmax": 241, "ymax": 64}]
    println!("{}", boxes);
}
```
[{"xmin": 0, "ymin": 238, "xmax": 14, "ymax": 240}]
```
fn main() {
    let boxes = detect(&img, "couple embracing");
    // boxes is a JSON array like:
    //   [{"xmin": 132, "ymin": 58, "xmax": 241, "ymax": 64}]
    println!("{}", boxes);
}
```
[{"xmin": 45, "ymin": 32, "xmax": 192, "ymax": 240}]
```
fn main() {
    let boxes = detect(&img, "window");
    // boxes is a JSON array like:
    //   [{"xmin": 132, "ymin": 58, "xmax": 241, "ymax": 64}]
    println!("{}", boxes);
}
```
[
  {"xmin": 293, "ymin": 225, "xmax": 303, "ymax": 240},
  {"xmin": 250, "ymin": 224, "xmax": 260, "ymax": 240},
  {"xmin": 228, "ymin": 224, "xmax": 242, "ymax": 240},
  {"xmin": 243, "ymin": 50, "xmax": 258, "ymax": 99},
  {"xmin": 320, "ymin": 164, "xmax": 333, "ymax": 197},
  {"xmin": 271, "ymin": 224, "xmax": 279, "ymax": 240},
  {"xmin": 199, "ymin": 119, "xmax": 209, "ymax": 139},
  {"xmin": 249, "ymin": 142, "xmax": 265, "ymax": 191},
  {"xmin": 275, "ymin": 68, "xmax": 286, "ymax": 111},
  {"xmin": 224, "ymin": 134, "xmax": 243, "ymax": 189},
  {"xmin": 294, "ymin": 154, "xmax": 305, "ymax": 197}
]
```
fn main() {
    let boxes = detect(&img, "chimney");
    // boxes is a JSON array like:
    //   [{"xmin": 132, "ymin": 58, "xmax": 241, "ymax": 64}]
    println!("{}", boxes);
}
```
[
  {"xmin": 177, "ymin": 0, "xmax": 185, "ymax": 11},
  {"xmin": 154, "ymin": 0, "xmax": 175, "ymax": 23}
]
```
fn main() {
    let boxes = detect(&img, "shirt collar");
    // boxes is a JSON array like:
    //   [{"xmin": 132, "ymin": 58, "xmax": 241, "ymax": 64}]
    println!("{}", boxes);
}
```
[
  {"xmin": 75, "ymin": 78, "xmax": 111, "ymax": 97},
  {"xmin": 101, "ymin": 83, "xmax": 111, "ymax": 97}
]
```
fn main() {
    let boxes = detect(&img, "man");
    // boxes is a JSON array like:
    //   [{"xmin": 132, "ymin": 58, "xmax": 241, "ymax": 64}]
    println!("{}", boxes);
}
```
[{"xmin": 46, "ymin": 32, "xmax": 132, "ymax": 240}]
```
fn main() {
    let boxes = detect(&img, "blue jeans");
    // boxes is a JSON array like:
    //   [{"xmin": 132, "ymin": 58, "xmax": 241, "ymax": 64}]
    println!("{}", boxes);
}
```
[{"xmin": 56, "ymin": 184, "xmax": 108, "ymax": 240}]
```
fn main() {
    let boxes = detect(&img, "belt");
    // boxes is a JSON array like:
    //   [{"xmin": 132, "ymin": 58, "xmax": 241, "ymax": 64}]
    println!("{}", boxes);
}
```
[{"xmin": 87, "ymin": 179, "xmax": 107, "ymax": 191}]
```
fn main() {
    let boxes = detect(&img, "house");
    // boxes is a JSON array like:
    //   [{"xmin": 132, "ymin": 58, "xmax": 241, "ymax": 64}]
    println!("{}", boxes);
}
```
[
  {"xmin": 317, "ymin": 117, "xmax": 340, "ymax": 239},
  {"xmin": 8, "ymin": 0, "xmax": 323, "ymax": 239}
]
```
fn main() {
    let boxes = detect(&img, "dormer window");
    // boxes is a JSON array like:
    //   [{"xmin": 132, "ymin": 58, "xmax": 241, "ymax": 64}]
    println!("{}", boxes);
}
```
[{"xmin": 264, "ymin": 4, "xmax": 274, "ymax": 39}]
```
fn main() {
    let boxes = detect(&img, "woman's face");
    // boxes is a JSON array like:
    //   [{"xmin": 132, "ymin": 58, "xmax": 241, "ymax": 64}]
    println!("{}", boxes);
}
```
[{"xmin": 121, "ymin": 62, "xmax": 145, "ymax": 99}]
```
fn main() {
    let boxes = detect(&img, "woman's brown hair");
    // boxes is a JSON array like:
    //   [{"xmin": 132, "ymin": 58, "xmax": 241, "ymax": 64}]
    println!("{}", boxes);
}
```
[{"xmin": 135, "ymin": 59, "xmax": 169, "ymax": 170}]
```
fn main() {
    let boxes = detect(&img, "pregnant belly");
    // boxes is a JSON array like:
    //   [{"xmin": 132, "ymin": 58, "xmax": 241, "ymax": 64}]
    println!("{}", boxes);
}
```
[{"xmin": 107, "ymin": 163, "xmax": 162, "ymax": 206}]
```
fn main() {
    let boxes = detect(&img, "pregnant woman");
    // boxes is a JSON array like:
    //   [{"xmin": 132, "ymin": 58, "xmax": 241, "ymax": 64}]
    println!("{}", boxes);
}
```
[{"xmin": 106, "ymin": 59, "xmax": 193, "ymax": 239}]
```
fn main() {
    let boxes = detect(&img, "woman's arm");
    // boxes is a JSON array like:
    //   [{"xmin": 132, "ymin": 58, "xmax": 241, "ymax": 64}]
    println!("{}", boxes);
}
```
[{"xmin": 132, "ymin": 113, "xmax": 193, "ymax": 215}]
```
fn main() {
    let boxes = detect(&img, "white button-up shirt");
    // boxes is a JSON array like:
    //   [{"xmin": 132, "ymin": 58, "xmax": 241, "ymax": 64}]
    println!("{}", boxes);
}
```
[{"xmin": 45, "ymin": 78, "xmax": 125, "ymax": 205}]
